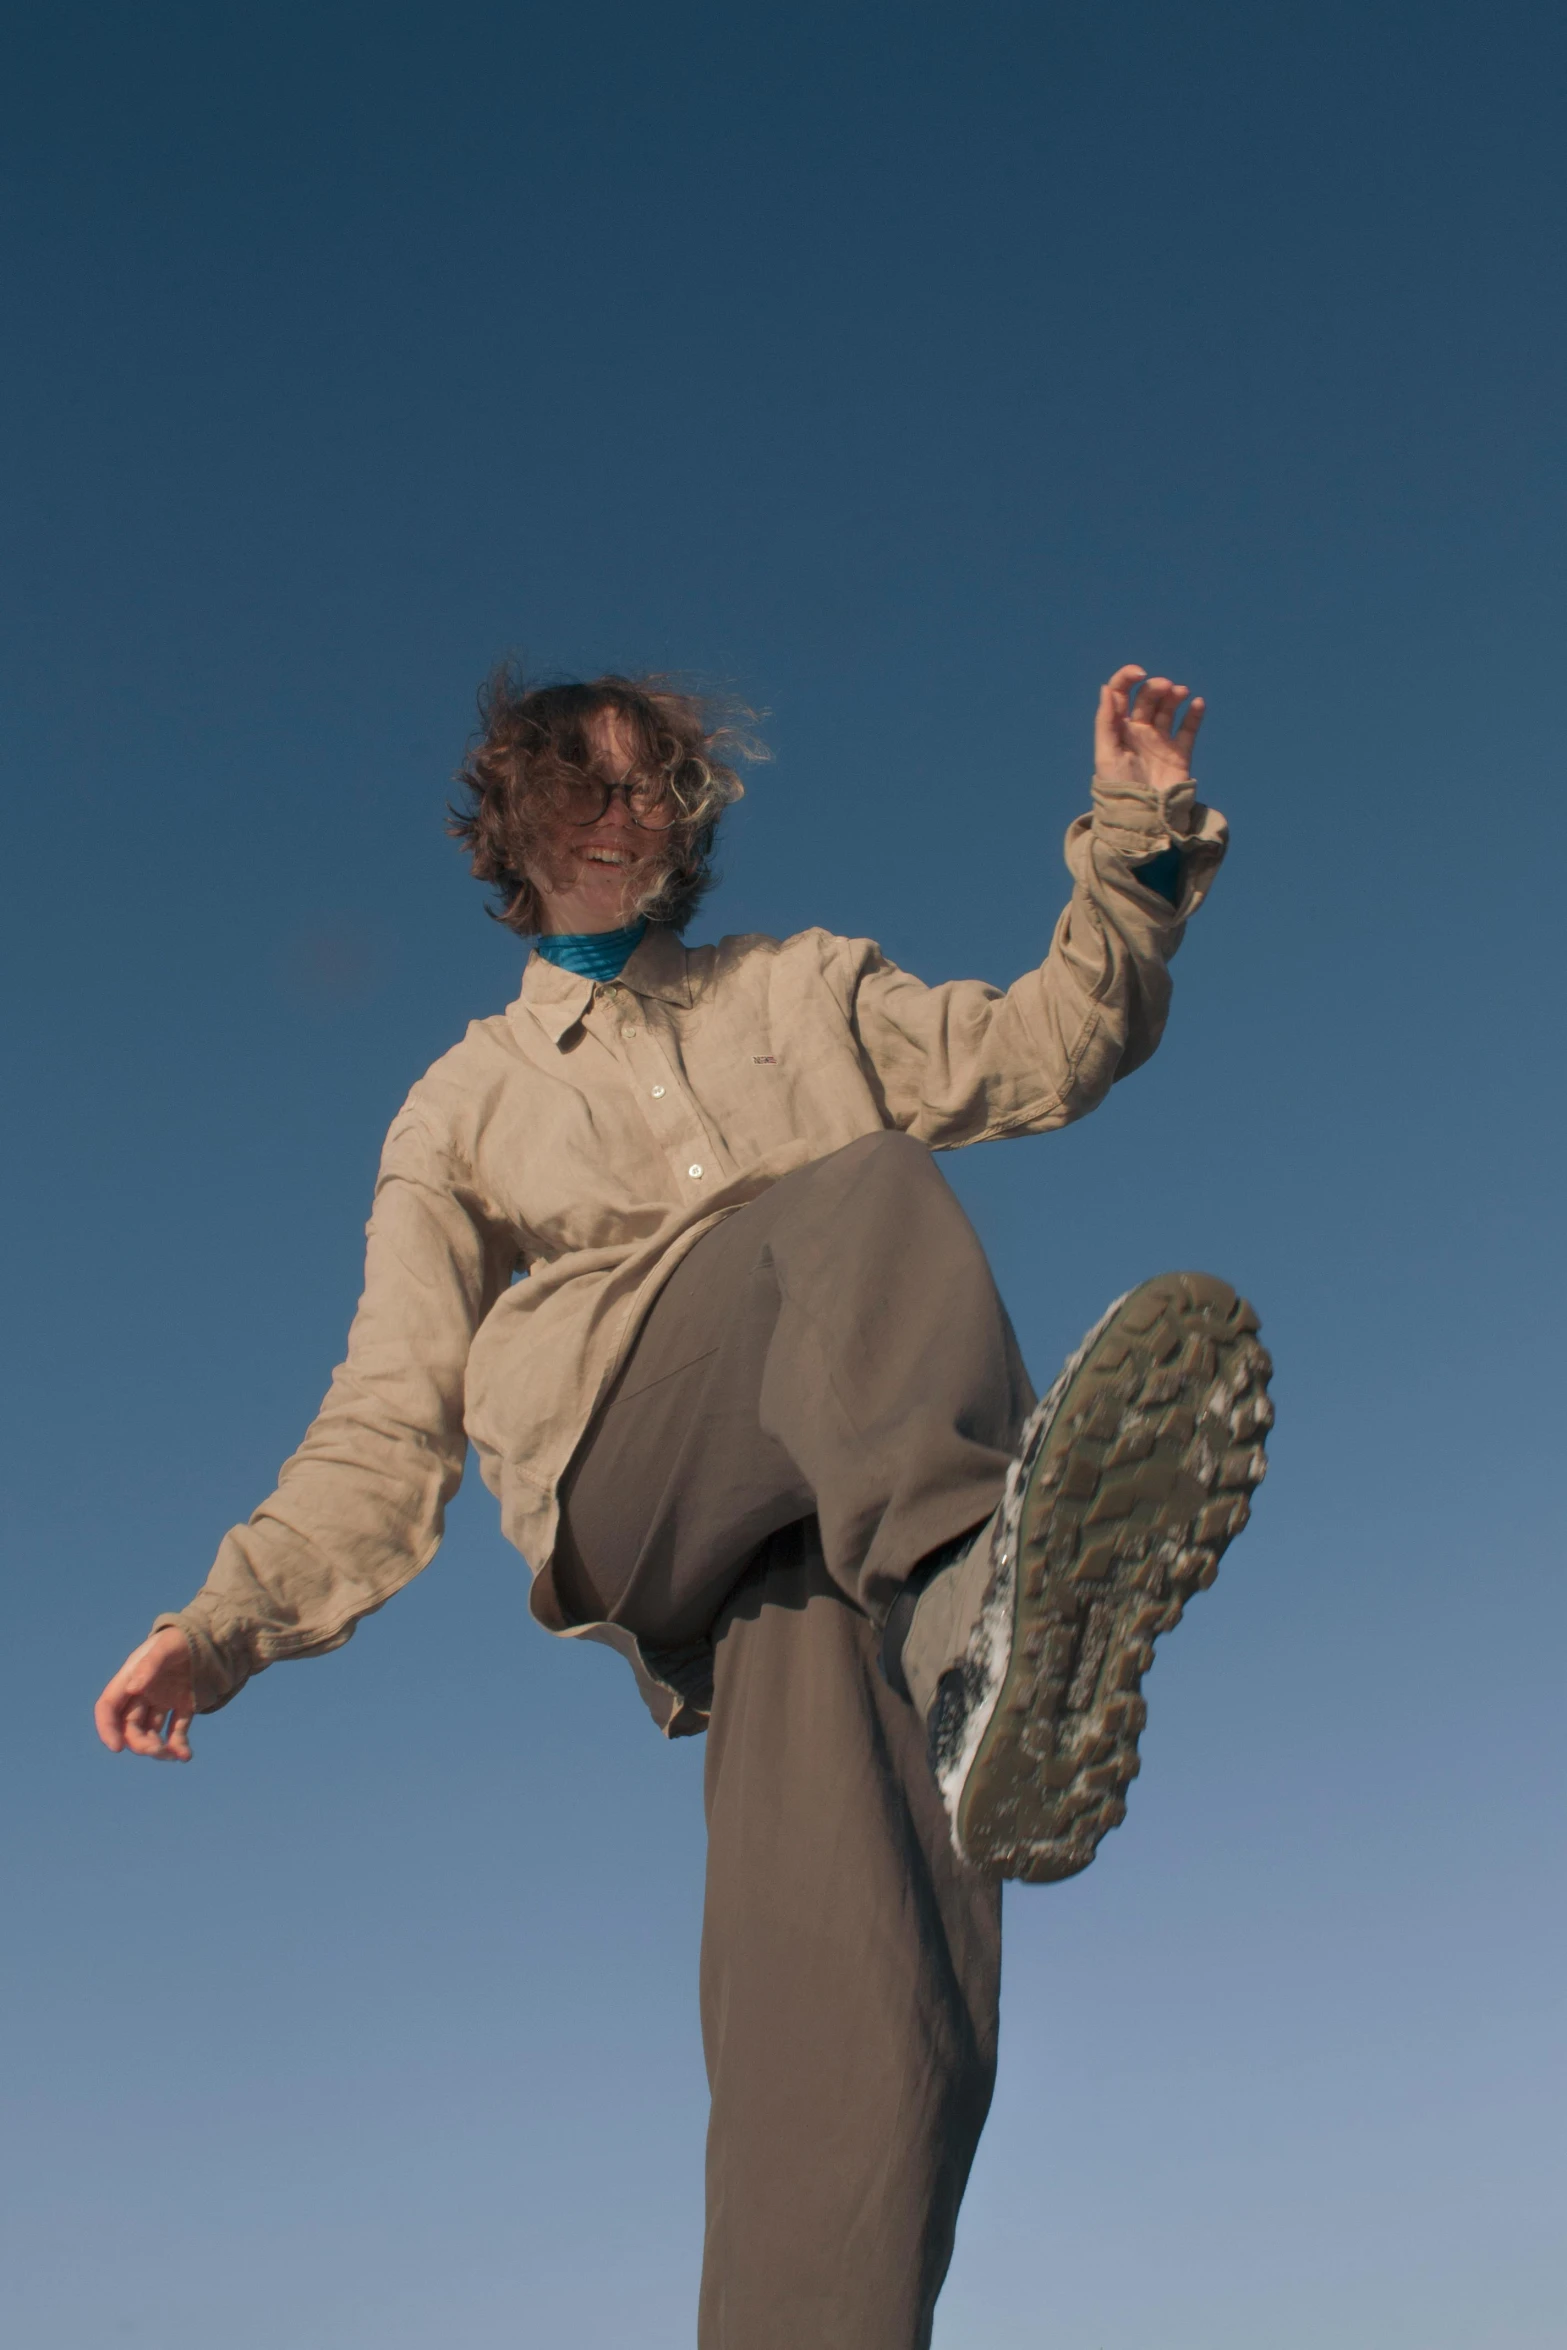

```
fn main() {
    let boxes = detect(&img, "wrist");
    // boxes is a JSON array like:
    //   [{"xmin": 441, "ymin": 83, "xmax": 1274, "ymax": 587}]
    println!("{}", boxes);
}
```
[{"xmin": 150, "ymin": 1610, "xmax": 249, "ymax": 1713}]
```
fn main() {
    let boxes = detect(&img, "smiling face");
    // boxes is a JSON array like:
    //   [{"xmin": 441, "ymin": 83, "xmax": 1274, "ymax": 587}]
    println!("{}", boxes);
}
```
[{"xmin": 525, "ymin": 708, "xmax": 672, "ymax": 935}]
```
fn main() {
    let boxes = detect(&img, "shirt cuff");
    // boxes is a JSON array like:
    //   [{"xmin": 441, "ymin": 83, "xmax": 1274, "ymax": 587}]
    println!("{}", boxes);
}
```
[
  {"xmin": 1088, "ymin": 771, "xmax": 1229, "ymax": 915},
  {"xmin": 150, "ymin": 1610, "xmax": 253, "ymax": 1714}
]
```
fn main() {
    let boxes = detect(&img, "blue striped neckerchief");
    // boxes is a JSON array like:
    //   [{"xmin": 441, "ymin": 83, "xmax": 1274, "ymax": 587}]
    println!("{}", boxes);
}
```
[{"xmin": 532, "ymin": 918, "xmax": 648, "ymax": 982}]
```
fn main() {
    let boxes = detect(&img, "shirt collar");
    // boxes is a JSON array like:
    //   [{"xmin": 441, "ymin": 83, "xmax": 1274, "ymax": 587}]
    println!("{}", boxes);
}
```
[
  {"xmin": 619, "ymin": 923, "xmax": 695, "ymax": 1006},
  {"xmin": 512, "ymin": 924, "xmax": 694, "ymax": 1048}
]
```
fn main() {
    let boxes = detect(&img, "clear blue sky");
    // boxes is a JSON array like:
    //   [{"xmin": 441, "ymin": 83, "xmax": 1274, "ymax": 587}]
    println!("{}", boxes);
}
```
[{"xmin": 3, "ymin": 3, "xmax": 1563, "ymax": 2344}]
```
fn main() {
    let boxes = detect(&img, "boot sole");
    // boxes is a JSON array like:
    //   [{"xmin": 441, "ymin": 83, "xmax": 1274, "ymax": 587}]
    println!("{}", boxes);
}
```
[{"xmin": 931, "ymin": 1273, "xmax": 1273, "ymax": 1882}]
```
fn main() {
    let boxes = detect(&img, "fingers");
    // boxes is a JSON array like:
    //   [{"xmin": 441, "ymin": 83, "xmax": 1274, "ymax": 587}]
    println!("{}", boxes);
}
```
[
  {"xmin": 1130, "ymin": 675, "xmax": 1203, "ymax": 745},
  {"xmin": 1095, "ymin": 665, "xmax": 1145, "ymax": 764},
  {"xmin": 122, "ymin": 1699, "xmax": 166, "ymax": 1758},
  {"xmin": 1174, "ymin": 694, "xmax": 1205, "ymax": 755},
  {"xmin": 120, "ymin": 1698, "xmax": 190, "ymax": 1760},
  {"xmin": 94, "ymin": 1632, "xmax": 197, "ymax": 1760},
  {"xmin": 1097, "ymin": 663, "xmax": 1204, "ymax": 787},
  {"xmin": 94, "ymin": 1659, "xmax": 146, "ymax": 1753},
  {"xmin": 1130, "ymin": 676, "xmax": 1180, "ymax": 734},
  {"xmin": 94, "ymin": 1684, "xmax": 128, "ymax": 1752},
  {"xmin": 1101, "ymin": 664, "xmax": 1147, "ymax": 727}
]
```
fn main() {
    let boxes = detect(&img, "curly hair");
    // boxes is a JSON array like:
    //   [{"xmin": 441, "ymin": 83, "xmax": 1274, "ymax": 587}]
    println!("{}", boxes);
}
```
[{"xmin": 448, "ymin": 668, "xmax": 759, "ymax": 937}]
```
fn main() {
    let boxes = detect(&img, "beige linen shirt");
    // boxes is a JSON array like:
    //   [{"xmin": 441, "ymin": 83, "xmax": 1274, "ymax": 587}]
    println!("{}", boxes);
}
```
[{"xmin": 158, "ymin": 771, "xmax": 1227, "ymax": 1725}]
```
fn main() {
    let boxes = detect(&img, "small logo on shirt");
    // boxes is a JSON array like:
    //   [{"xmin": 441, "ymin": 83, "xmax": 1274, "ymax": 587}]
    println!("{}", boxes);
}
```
[{"xmin": 752, "ymin": 1054, "xmax": 777, "ymax": 1064}]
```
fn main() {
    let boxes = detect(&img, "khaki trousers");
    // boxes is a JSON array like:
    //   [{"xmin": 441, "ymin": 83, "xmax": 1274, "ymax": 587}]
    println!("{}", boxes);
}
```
[{"xmin": 556, "ymin": 1132, "xmax": 1033, "ymax": 2349}]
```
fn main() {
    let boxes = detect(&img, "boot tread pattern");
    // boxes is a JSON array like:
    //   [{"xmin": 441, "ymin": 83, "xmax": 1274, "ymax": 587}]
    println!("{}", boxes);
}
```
[{"xmin": 934, "ymin": 1273, "xmax": 1272, "ymax": 1884}]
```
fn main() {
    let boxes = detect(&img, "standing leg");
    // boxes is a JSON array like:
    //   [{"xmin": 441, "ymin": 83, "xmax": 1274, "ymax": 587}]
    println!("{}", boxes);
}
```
[{"xmin": 698, "ymin": 1521, "xmax": 1002, "ymax": 2350}]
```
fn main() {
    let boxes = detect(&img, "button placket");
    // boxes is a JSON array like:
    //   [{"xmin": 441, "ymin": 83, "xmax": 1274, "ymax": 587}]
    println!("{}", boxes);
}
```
[{"xmin": 614, "ymin": 995, "xmax": 730, "ymax": 1190}]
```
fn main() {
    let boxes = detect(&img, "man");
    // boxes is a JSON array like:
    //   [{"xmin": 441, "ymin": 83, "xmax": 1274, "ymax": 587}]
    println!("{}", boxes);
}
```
[{"xmin": 96, "ymin": 661, "xmax": 1271, "ymax": 2350}]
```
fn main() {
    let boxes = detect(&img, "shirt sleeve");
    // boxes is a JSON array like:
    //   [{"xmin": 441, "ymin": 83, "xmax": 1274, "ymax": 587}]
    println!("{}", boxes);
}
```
[
  {"xmin": 153, "ymin": 1100, "xmax": 518, "ymax": 1712},
  {"xmin": 830, "ymin": 770, "xmax": 1228, "ymax": 1148}
]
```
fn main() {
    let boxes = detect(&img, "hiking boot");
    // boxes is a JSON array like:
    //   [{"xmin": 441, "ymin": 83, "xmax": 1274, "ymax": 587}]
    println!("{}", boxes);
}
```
[{"xmin": 895, "ymin": 1272, "xmax": 1272, "ymax": 1883}]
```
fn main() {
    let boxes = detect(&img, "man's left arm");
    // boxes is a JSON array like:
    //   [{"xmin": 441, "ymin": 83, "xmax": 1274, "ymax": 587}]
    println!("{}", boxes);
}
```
[{"xmin": 840, "ymin": 666, "xmax": 1229, "ymax": 1145}]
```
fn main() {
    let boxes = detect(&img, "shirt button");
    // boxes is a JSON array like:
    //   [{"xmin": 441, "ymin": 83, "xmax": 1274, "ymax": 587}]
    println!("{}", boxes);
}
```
[
  {"xmin": 624, "ymin": 1025, "xmax": 639, "ymax": 1037},
  {"xmin": 688, "ymin": 1163, "xmax": 704, "ymax": 1179},
  {"xmin": 651, "ymin": 1084, "xmax": 666, "ymax": 1098}
]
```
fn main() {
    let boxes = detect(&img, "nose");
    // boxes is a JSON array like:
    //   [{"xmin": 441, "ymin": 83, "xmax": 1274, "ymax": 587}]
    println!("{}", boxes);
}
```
[
  {"xmin": 594, "ymin": 787, "xmax": 656, "ymax": 837},
  {"xmin": 594, "ymin": 802, "xmax": 637, "ymax": 841}
]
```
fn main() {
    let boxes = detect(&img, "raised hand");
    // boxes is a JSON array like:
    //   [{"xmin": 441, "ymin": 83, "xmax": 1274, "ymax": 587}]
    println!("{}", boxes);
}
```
[
  {"xmin": 94, "ymin": 1626, "xmax": 197, "ymax": 1761},
  {"xmin": 1094, "ymin": 664, "xmax": 1204, "ymax": 794}
]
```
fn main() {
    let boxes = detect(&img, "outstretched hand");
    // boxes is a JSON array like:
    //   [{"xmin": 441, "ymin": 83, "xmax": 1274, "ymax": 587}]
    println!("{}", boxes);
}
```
[
  {"xmin": 94, "ymin": 1626, "xmax": 196, "ymax": 1760},
  {"xmin": 1095, "ymin": 664, "xmax": 1204, "ymax": 794}
]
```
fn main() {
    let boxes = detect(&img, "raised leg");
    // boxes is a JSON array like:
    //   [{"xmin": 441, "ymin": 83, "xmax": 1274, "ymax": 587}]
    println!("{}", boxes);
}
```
[{"xmin": 555, "ymin": 1130, "xmax": 1035, "ymax": 1638}]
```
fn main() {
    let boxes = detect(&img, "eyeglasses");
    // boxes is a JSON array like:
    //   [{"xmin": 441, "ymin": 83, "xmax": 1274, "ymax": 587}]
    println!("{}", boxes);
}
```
[{"xmin": 556, "ymin": 769, "xmax": 683, "ymax": 832}]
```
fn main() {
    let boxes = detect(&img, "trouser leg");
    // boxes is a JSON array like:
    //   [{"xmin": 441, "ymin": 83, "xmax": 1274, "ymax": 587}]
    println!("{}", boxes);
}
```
[
  {"xmin": 551, "ymin": 1134, "xmax": 1024, "ymax": 2344},
  {"xmin": 698, "ymin": 1520, "xmax": 1002, "ymax": 2350},
  {"xmin": 554, "ymin": 1129, "xmax": 1035, "ymax": 1638}
]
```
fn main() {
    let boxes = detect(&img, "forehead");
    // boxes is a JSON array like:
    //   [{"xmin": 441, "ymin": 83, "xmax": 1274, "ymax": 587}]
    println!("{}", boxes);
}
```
[{"xmin": 584, "ymin": 705, "xmax": 639, "ymax": 767}]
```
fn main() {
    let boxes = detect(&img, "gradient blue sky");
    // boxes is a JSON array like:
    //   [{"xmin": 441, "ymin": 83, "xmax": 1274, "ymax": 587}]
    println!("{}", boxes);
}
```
[{"xmin": 3, "ymin": 3, "xmax": 1564, "ymax": 2344}]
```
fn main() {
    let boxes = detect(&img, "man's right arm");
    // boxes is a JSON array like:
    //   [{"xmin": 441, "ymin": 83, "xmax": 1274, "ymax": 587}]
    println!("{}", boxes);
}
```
[{"xmin": 95, "ymin": 1099, "xmax": 517, "ymax": 1754}]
